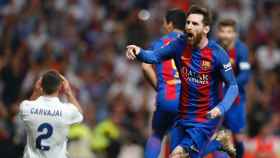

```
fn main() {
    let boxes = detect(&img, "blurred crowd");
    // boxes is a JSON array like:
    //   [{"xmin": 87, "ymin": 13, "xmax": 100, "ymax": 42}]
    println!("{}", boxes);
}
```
[{"xmin": 0, "ymin": 0, "xmax": 279, "ymax": 158}]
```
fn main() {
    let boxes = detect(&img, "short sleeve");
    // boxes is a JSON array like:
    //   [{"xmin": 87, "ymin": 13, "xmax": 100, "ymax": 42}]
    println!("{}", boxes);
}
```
[
  {"xmin": 19, "ymin": 100, "xmax": 28, "ymax": 121},
  {"xmin": 65, "ymin": 103, "xmax": 83, "ymax": 125}
]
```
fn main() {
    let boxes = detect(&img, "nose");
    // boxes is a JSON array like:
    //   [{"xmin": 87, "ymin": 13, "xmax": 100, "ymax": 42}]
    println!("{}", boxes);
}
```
[{"xmin": 186, "ymin": 22, "xmax": 192, "ymax": 31}]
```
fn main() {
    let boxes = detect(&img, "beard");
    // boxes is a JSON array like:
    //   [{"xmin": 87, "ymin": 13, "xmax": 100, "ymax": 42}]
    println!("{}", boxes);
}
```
[
  {"xmin": 219, "ymin": 38, "xmax": 231, "ymax": 50},
  {"xmin": 187, "ymin": 31, "xmax": 203, "ymax": 47}
]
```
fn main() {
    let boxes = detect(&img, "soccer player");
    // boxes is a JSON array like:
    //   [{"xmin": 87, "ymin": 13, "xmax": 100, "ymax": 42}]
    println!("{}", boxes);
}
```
[
  {"xmin": 19, "ymin": 70, "xmax": 83, "ymax": 158},
  {"xmin": 203, "ymin": 19, "xmax": 251, "ymax": 158},
  {"xmin": 142, "ymin": 9, "xmax": 185, "ymax": 158},
  {"xmin": 126, "ymin": 5, "xmax": 239, "ymax": 158}
]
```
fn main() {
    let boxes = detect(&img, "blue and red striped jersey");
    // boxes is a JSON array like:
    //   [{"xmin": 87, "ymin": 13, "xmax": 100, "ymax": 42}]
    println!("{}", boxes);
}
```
[
  {"xmin": 149, "ymin": 31, "xmax": 181, "ymax": 101},
  {"xmin": 137, "ymin": 35, "xmax": 238, "ymax": 125}
]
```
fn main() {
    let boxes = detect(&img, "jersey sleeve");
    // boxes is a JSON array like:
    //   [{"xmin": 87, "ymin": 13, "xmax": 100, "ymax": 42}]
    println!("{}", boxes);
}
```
[
  {"xmin": 136, "ymin": 36, "xmax": 185, "ymax": 64},
  {"xmin": 215, "ymin": 48, "xmax": 239, "ymax": 114},
  {"xmin": 65, "ymin": 103, "xmax": 83, "ymax": 125},
  {"xmin": 236, "ymin": 43, "xmax": 251, "ymax": 87},
  {"xmin": 147, "ymin": 40, "xmax": 158, "ymax": 50},
  {"xmin": 19, "ymin": 100, "xmax": 29, "ymax": 121}
]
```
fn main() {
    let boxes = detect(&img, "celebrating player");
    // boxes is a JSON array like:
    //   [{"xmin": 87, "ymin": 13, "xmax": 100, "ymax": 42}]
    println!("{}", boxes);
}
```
[
  {"xmin": 19, "ymin": 70, "xmax": 83, "ymax": 158},
  {"xmin": 142, "ymin": 9, "xmax": 185, "ymax": 158},
  {"xmin": 126, "ymin": 5, "xmax": 238, "ymax": 158}
]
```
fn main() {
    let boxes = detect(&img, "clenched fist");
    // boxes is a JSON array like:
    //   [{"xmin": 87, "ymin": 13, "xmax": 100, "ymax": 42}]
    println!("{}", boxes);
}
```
[
  {"xmin": 206, "ymin": 107, "xmax": 222, "ymax": 119},
  {"xmin": 126, "ymin": 45, "xmax": 141, "ymax": 60}
]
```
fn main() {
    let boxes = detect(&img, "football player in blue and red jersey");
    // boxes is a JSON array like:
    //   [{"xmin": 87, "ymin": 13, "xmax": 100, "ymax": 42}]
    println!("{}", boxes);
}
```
[
  {"xmin": 142, "ymin": 9, "xmax": 186, "ymax": 158},
  {"xmin": 126, "ymin": 5, "xmax": 239, "ymax": 158}
]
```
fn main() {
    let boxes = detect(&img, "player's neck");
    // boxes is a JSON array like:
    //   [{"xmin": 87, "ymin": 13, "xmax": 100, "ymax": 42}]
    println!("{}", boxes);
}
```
[
  {"xmin": 172, "ymin": 29, "xmax": 184, "ymax": 34},
  {"xmin": 43, "ymin": 92, "xmax": 59, "ymax": 98},
  {"xmin": 198, "ymin": 36, "xmax": 208, "ymax": 49},
  {"xmin": 227, "ymin": 40, "xmax": 235, "ymax": 50}
]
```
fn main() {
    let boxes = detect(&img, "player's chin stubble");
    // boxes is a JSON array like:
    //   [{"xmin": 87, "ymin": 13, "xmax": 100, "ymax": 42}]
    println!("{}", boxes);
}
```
[{"xmin": 190, "ymin": 32, "xmax": 203, "ymax": 47}]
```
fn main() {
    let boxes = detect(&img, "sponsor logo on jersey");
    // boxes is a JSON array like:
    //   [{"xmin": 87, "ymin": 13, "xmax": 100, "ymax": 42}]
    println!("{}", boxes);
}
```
[
  {"xmin": 181, "ymin": 67, "xmax": 209, "ymax": 85},
  {"xmin": 223, "ymin": 62, "xmax": 232, "ymax": 71},
  {"xmin": 202, "ymin": 60, "xmax": 211, "ymax": 70}
]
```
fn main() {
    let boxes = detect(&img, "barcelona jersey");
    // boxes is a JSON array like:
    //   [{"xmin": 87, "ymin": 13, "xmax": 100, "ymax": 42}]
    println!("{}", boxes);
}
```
[
  {"xmin": 137, "ymin": 34, "xmax": 238, "ymax": 126},
  {"xmin": 149, "ymin": 31, "xmax": 182, "ymax": 112}
]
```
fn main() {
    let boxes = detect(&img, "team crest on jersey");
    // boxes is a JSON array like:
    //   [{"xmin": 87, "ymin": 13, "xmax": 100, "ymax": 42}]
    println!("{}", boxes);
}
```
[{"xmin": 202, "ymin": 60, "xmax": 211, "ymax": 70}]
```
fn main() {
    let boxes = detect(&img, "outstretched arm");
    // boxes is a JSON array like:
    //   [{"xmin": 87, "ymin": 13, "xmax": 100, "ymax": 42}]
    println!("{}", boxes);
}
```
[{"xmin": 126, "ymin": 37, "xmax": 185, "ymax": 64}]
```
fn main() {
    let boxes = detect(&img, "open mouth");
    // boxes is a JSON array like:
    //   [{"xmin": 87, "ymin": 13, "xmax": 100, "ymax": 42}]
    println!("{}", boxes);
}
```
[{"xmin": 187, "ymin": 32, "xmax": 194, "ymax": 40}]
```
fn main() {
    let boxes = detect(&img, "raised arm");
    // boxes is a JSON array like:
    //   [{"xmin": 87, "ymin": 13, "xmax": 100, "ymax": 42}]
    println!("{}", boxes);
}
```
[
  {"xmin": 60, "ymin": 75, "xmax": 83, "ymax": 114},
  {"xmin": 126, "ymin": 36, "xmax": 185, "ymax": 64},
  {"xmin": 30, "ymin": 78, "xmax": 43, "ymax": 100}
]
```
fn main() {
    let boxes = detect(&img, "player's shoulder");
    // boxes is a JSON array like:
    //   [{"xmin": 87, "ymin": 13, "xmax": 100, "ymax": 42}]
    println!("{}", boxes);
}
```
[
  {"xmin": 161, "ymin": 32, "xmax": 185, "ymax": 42},
  {"xmin": 208, "ymin": 40, "xmax": 230, "ymax": 65},
  {"xmin": 20, "ymin": 99, "xmax": 36, "ymax": 107},
  {"xmin": 235, "ymin": 39, "xmax": 249, "ymax": 51},
  {"xmin": 159, "ymin": 33, "xmax": 174, "ymax": 45},
  {"xmin": 208, "ymin": 40, "xmax": 227, "ymax": 55},
  {"xmin": 235, "ymin": 39, "xmax": 246, "ymax": 47},
  {"xmin": 19, "ymin": 99, "xmax": 37, "ymax": 112},
  {"xmin": 61, "ymin": 102, "xmax": 80, "ymax": 113}
]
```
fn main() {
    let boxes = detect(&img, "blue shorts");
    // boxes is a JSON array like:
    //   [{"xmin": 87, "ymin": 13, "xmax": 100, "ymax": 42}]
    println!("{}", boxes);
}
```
[
  {"xmin": 152, "ymin": 90, "xmax": 180, "ymax": 135},
  {"xmin": 152, "ymin": 110, "xmax": 178, "ymax": 135},
  {"xmin": 170, "ymin": 120, "xmax": 219, "ymax": 158},
  {"xmin": 223, "ymin": 100, "xmax": 246, "ymax": 133}
]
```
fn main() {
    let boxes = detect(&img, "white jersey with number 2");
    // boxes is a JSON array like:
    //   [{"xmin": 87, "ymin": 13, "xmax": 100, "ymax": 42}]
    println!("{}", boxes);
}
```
[{"xmin": 19, "ymin": 96, "xmax": 83, "ymax": 158}]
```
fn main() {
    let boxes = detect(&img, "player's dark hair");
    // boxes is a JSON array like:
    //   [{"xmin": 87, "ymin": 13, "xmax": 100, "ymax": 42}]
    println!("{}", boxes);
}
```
[
  {"xmin": 41, "ymin": 70, "xmax": 63, "ymax": 95},
  {"xmin": 165, "ymin": 9, "xmax": 186, "ymax": 30},
  {"xmin": 218, "ymin": 18, "xmax": 237, "ymax": 31},
  {"xmin": 186, "ymin": 5, "xmax": 212, "ymax": 26}
]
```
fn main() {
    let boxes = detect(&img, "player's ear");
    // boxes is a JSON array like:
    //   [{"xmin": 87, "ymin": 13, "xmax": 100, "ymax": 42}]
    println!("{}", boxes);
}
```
[
  {"xmin": 203, "ymin": 25, "xmax": 210, "ymax": 34},
  {"xmin": 169, "ymin": 22, "xmax": 174, "ymax": 29}
]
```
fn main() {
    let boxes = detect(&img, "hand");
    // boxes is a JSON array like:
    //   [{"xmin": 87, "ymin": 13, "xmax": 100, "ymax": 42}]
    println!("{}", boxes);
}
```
[
  {"xmin": 59, "ymin": 74, "xmax": 73, "ymax": 97},
  {"xmin": 34, "ymin": 78, "xmax": 42, "ymax": 94},
  {"xmin": 206, "ymin": 107, "xmax": 221, "ymax": 119},
  {"xmin": 126, "ymin": 45, "xmax": 140, "ymax": 60},
  {"xmin": 30, "ymin": 78, "xmax": 43, "ymax": 100}
]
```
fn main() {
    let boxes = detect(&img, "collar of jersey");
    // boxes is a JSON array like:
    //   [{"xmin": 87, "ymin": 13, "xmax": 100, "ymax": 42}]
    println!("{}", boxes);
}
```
[{"xmin": 39, "ymin": 96, "xmax": 60, "ymax": 102}]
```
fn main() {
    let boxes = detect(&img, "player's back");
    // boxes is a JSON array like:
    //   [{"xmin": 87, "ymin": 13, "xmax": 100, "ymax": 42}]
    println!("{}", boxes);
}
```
[
  {"xmin": 153, "ymin": 32, "xmax": 182, "ymax": 109},
  {"xmin": 19, "ymin": 96, "xmax": 83, "ymax": 158},
  {"xmin": 154, "ymin": 31, "xmax": 182, "ymax": 89}
]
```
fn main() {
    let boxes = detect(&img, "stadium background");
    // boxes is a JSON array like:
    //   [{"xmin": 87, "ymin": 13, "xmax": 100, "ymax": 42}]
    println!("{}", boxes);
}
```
[{"xmin": 0, "ymin": 0, "xmax": 279, "ymax": 157}]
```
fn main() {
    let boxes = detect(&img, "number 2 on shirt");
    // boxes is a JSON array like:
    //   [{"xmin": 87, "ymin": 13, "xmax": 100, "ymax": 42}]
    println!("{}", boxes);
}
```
[{"xmin": 36, "ymin": 123, "xmax": 53, "ymax": 151}]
